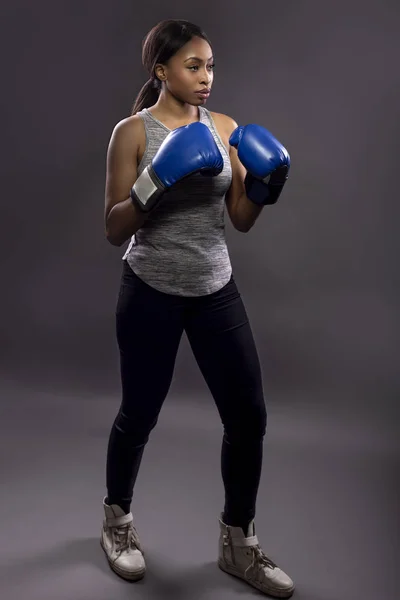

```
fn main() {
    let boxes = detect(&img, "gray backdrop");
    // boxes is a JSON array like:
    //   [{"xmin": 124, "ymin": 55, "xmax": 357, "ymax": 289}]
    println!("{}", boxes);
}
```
[
  {"xmin": 0, "ymin": 1, "xmax": 399, "ymax": 599},
  {"xmin": 1, "ymin": 0, "xmax": 399, "ymax": 409}
]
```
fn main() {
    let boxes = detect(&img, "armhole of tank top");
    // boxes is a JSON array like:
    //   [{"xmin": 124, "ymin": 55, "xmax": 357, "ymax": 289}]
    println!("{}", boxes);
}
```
[
  {"xmin": 202, "ymin": 108, "xmax": 230, "ymax": 157},
  {"xmin": 136, "ymin": 111, "xmax": 149, "ymax": 173}
]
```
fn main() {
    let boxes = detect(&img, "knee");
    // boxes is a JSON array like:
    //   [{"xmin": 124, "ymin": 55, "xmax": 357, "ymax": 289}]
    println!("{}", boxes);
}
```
[
  {"xmin": 224, "ymin": 403, "xmax": 267, "ymax": 442},
  {"xmin": 113, "ymin": 409, "xmax": 159, "ymax": 444}
]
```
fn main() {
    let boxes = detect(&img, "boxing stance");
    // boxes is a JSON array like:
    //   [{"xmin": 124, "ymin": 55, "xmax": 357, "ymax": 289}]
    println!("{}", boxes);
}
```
[{"xmin": 102, "ymin": 17, "xmax": 294, "ymax": 600}]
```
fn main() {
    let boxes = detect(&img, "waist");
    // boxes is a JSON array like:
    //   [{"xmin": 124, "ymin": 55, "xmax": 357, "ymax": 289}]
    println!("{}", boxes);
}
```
[{"xmin": 123, "ymin": 234, "xmax": 232, "ymax": 296}]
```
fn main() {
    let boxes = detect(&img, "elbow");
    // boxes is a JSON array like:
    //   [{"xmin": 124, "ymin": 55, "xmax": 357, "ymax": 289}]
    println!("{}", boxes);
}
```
[
  {"xmin": 107, "ymin": 237, "xmax": 124, "ymax": 247},
  {"xmin": 105, "ymin": 228, "xmax": 125, "ymax": 247},
  {"xmin": 232, "ymin": 212, "xmax": 254, "ymax": 233},
  {"xmin": 234, "ymin": 222, "xmax": 252, "ymax": 233},
  {"xmin": 105, "ymin": 214, "xmax": 127, "ymax": 246}
]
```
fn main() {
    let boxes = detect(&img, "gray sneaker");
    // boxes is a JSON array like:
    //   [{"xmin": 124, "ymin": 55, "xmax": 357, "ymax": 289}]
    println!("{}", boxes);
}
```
[
  {"xmin": 100, "ymin": 497, "xmax": 146, "ymax": 581},
  {"xmin": 218, "ymin": 514, "xmax": 295, "ymax": 598}
]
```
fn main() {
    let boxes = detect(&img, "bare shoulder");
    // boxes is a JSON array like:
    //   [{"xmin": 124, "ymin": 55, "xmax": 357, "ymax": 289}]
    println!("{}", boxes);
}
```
[
  {"xmin": 111, "ymin": 114, "xmax": 144, "ymax": 141},
  {"xmin": 209, "ymin": 111, "xmax": 239, "ymax": 154},
  {"xmin": 209, "ymin": 111, "xmax": 238, "ymax": 136}
]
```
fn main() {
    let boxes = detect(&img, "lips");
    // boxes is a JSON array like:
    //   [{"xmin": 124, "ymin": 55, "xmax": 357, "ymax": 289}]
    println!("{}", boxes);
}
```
[{"xmin": 195, "ymin": 89, "xmax": 211, "ymax": 97}]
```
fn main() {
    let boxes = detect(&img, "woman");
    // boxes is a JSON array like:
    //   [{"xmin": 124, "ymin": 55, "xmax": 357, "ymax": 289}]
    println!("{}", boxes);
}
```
[{"xmin": 101, "ymin": 18, "xmax": 294, "ymax": 598}]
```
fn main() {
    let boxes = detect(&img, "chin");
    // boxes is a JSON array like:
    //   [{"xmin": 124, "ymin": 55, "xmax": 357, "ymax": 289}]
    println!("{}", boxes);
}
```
[
  {"xmin": 193, "ymin": 97, "xmax": 208, "ymax": 105},
  {"xmin": 185, "ymin": 95, "xmax": 208, "ymax": 106}
]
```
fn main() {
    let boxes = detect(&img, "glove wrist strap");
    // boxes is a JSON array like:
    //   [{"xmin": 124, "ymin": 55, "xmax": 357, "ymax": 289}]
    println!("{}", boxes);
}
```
[
  {"xmin": 130, "ymin": 165, "xmax": 166, "ymax": 213},
  {"xmin": 244, "ymin": 171, "xmax": 287, "ymax": 206}
]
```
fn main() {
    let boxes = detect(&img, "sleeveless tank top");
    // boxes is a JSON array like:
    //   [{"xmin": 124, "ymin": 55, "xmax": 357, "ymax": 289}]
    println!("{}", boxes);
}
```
[{"xmin": 122, "ymin": 106, "xmax": 233, "ymax": 296}]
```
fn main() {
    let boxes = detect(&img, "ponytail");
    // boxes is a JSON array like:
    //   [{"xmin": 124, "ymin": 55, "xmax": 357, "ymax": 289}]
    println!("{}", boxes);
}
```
[{"xmin": 130, "ymin": 78, "xmax": 160, "ymax": 115}]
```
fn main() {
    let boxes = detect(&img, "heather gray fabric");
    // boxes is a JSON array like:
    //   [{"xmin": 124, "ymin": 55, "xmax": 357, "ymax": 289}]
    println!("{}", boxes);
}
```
[{"xmin": 123, "ymin": 106, "xmax": 233, "ymax": 296}]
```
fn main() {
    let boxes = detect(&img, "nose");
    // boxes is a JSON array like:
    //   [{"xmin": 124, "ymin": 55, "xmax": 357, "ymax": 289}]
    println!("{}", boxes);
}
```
[{"xmin": 200, "ymin": 69, "xmax": 212, "ymax": 86}]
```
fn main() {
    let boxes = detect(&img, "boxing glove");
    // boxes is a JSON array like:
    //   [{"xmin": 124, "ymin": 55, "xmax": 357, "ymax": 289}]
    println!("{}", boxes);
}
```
[
  {"xmin": 131, "ymin": 121, "xmax": 223, "ymax": 212},
  {"xmin": 229, "ymin": 124, "xmax": 290, "ymax": 205}
]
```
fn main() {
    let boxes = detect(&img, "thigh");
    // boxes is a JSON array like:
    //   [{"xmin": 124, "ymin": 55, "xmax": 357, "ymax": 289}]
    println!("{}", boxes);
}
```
[
  {"xmin": 184, "ymin": 277, "xmax": 266, "ymax": 430},
  {"xmin": 116, "ymin": 261, "xmax": 185, "ymax": 420}
]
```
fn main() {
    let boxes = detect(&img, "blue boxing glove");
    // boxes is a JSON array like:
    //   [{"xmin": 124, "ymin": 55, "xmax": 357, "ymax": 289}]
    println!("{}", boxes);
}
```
[
  {"xmin": 131, "ymin": 121, "xmax": 223, "ymax": 212},
  {"xmin": 229, "ymin": 124, "xmax": 290, "ymax": 205}
]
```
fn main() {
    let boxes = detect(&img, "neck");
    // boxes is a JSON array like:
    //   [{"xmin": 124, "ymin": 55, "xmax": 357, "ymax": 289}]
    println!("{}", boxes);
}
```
[{"xmin": 152, "ymin": 91, "xmax": 199, "ymax": 121}]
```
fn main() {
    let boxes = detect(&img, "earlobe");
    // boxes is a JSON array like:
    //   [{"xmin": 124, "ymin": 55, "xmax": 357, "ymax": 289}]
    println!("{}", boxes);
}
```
[{"xmin": 154, "ymin": 64, "xmax": 166, "ymax": 81}]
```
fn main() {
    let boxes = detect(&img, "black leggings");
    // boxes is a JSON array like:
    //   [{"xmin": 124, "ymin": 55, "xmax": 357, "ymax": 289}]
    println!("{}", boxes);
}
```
[{"xmin": 106, "ymin": 260, "xmax": 267, "ymax": 530}]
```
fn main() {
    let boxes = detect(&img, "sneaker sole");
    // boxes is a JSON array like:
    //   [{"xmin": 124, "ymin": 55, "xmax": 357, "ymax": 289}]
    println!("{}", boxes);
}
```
[
  {"xmin": 100, "ymin": 538, "xmax": 146, "ymax": 582},
  {"xmin": 218, "ymin": 559, "xmax": 294, "ymax": 598}
]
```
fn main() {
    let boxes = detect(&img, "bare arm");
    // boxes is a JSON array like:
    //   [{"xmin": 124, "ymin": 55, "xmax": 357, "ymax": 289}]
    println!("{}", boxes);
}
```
[
  {"xmin": 104, "ymin": 117, "xmax": 149, "ymax": 246},
  {"xmin": 224, "ymin": 116, "xmax": 264, "ymax": 233}
]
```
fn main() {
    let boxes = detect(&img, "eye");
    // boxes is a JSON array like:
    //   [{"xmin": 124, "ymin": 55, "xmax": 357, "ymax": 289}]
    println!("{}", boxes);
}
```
[{"xmin": 188, "ymin": 64, "xmax": 215, "ymax": 72}]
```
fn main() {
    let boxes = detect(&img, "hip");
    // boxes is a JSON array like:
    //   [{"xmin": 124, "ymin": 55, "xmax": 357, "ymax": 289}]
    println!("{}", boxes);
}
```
[
  {"xmin": 123, "ymin": 246, "xmax": 233, "ymax": 297},
  {"xmin": 116, "ymin": 258, "xmax": 240, "ymax": 312}
]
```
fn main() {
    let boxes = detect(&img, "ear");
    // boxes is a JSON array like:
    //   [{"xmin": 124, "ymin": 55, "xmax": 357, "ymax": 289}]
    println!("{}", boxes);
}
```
[{"xmin": 154, "ymin": 63, "xmax": 167, "ymax": 82}]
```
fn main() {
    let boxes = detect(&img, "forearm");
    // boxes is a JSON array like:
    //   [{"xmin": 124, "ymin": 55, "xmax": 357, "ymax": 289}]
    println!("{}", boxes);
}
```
[
  {"xmin": 105, "ymin": 197, "xmax": 148, "ymax": 246},
  {"xmin": 234, "ymin": 191, "xmax": 264, "ymax": 232}
]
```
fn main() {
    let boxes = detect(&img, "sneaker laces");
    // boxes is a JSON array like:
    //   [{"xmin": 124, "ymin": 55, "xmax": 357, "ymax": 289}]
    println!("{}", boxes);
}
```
[
  {"xmin": 248, "ymin": 545, "xmax": 278, "ymax": 574},
  {"xmin": 114, "ymin": 523, "xmax": 137, "ymax": 554}
]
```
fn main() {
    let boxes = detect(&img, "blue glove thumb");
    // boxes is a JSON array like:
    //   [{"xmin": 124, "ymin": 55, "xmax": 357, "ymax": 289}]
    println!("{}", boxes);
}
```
[{"xmin": 229, "ymin": 126, "xmax": 245, "ymax": 148}]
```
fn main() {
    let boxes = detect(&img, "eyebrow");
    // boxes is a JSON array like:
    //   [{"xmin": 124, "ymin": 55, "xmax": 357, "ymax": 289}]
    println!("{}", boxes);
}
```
[{"xmin": 184, "ymin": 56, "xmax": 214, "ymax": 62}]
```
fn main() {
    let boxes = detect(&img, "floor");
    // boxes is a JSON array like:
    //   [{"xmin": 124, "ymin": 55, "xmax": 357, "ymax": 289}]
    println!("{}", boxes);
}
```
[{"xmin": 0, "ymin": 380, "xmax": 398, "ymax": 600}]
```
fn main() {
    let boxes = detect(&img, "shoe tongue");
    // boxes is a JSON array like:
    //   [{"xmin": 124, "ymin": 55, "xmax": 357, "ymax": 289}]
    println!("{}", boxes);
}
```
[
  {"xmin": 107, "ymin": 503, "xmax": 128, "ymax": 518},
  {"xmin": 113, "ymin": 505, "xmax": 128, "ymax": 518},
  {"xmin": 230, "ymin": 523, "xmax": 254, "ymax": 537},
  {"xmin": 243, "ymin": 521, "xmax": 255, "ymax": 537}
]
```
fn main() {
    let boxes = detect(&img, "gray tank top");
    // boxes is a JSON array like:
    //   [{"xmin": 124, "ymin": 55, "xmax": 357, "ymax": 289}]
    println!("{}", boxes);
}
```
[{"xmin": 122, "ymin": 106, "xmax": 233, "ymax": 296}]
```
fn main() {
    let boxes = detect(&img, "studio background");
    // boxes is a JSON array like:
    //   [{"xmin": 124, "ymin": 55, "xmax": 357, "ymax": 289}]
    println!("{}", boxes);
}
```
[{"xmin": 0, "ymin": 1, "xmax": 399, "ymax": 600}]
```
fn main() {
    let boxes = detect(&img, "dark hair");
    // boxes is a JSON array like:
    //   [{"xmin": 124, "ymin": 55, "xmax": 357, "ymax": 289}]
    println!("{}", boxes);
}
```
[{"xmin": 130, "ymin": 19, "xmax": 211, "ymax": 115}]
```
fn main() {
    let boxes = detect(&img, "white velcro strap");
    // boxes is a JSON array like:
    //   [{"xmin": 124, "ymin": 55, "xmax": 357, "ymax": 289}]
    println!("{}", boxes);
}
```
[
  {"xmin": 133, "ymin": 166, "xmax": 158, "ymax": 207},
  {"xmin": 232, "ymin": 534, "xmax": 259, "ymax": 547},
  {"xmin": 106, "ymin": 512, "xmax": 133, "ymax": 528}
]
